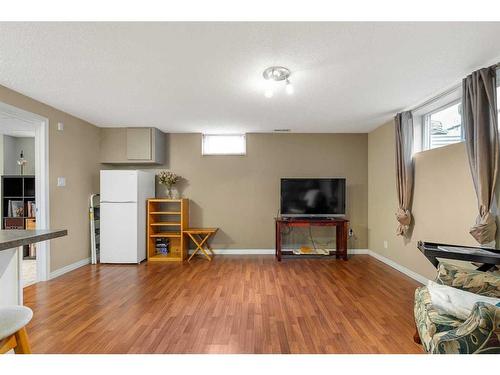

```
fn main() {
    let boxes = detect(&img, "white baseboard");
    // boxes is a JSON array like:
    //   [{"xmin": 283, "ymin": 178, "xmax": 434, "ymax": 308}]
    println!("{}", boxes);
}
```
[
  {"xmin": 186, "ymin": 247, "xmax": 427, "ymax": 285},
  {"xmin": 282, "ymin": 248, "xmax": 370, "ymax": 255},
  {"xmin": 48, "ymin": 250, "xmax": 427, "ymax": 287},
  {"xmin": 188, "ymin": 248, "xmax": 370, "ymax": 255},
  {"xmin": 368, "ymin": 251, "xmax": 429, "ymax": 285},
  {"xmin": 49, "ymin": 257, "xmax": 90, "ymax": 280},
  {"xmin": 188, "ymin": 249, "xmax": 275, "ymax": 255},
  {"xmin": 348, "ymin": 249, "xmax": 370, "ymax": 255}
]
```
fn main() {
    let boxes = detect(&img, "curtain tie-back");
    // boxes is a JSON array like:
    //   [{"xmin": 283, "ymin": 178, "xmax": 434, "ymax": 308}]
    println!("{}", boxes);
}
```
[
  {"xmin": 396, "ymin": 208, "xmax": 412, "ymax": 236},
  {"xmin": 470, "ymin": 209, "xmax": 496, "ymax": 244}
]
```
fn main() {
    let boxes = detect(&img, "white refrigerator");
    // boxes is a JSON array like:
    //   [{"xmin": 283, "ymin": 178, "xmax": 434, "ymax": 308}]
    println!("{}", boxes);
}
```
[{"xmin": 100, "ymin": 170, "xmax": 155, "ymax": 263}]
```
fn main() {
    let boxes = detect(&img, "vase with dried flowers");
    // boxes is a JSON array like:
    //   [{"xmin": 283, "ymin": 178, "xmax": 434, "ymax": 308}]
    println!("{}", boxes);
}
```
[{"xmin": 157, "ymin": 170, "xmax": 182, "ymax": 199}]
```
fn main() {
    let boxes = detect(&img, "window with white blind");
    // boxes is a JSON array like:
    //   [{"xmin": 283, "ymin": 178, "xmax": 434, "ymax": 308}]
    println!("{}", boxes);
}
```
[{"xmin": 202, "ymin": 134, "xmax": 246, "ymax": 155}]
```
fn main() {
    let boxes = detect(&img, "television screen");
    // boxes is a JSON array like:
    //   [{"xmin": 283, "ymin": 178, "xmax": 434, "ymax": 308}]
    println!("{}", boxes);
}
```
[{"xmin": 280, "ymin": 178, "xmax": 346, "ymax": 217}]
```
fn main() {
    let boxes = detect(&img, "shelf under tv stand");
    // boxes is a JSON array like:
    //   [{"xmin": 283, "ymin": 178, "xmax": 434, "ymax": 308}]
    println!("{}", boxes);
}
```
[{"xmin": 274, "ymin": 217, "xmax": 349, "ymax": 261}]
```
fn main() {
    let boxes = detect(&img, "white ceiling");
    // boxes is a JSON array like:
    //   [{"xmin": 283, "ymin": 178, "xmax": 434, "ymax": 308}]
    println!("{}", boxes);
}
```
[
  {"xmin": 0, "ymin": 114, "xmax": 36, "ymax": 137},
  {"xmin": 0, "ymin": 22, "xmax": 499, "ymax": 133}
]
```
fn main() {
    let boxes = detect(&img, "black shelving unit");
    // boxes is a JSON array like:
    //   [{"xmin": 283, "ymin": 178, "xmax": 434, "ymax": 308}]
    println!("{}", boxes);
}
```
[{"xmin": 1, "ymin": 175, "xmax": 36, "ymax": 258}]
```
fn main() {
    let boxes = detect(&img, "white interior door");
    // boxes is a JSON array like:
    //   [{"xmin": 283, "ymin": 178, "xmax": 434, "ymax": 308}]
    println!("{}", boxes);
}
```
[{"xmin": 100, "ymin": 202, "xmax": 139, "ymax": 263}]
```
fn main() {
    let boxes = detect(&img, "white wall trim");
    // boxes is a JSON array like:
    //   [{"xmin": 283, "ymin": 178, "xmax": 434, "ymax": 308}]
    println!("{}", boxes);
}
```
[
  {"xmin": 34, "ymin": 113, "xmax": 50, "ymax": 282},
  {"xmin": 186, "ymin": 247, "xmax": 427, "ymax": 285},
  {"xmin": 348, "ymin": 249, "xmax": 370, "ymax": 255},
  {"xmin": 0, "ymin": 101, "xmax": 51, "ymax": 282},
  {"xmin": 49, "ymin": 257, "xmax": 90, "ymax": 280},
  {"xmin": 282, "ymin": 248, "xmax": 370, "ymax": 255},
  {"xmin": 188, "ymin": 248, "xmax": 370, "ymax": 255},
  {"xmin": 368, "ymin": 250, "xmax": 430, "ymax": 285},
  {"xmin": 188, "ymin": 249, "xmax": 275, "ymax": 255},
  {"xmin": 46, "ymin": 250, "xmax": 428, "ymax": 287}
]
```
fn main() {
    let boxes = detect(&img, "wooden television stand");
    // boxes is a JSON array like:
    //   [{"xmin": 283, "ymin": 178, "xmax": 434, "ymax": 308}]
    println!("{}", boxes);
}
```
[{"xmin": 275, "ymin": 217, "xmax": 349, "ymax": 261}]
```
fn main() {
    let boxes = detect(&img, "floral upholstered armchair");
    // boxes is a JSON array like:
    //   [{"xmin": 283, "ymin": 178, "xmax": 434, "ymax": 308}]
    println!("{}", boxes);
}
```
[{"xmin": 414, "ymin": 262, "xmax": 500, "ymax": 354}]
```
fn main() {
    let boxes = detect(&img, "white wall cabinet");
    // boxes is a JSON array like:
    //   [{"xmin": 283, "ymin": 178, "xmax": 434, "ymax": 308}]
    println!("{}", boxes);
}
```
[{"xmin": 100, "ymin": 127, "xmax": 165, "ymax": 164}]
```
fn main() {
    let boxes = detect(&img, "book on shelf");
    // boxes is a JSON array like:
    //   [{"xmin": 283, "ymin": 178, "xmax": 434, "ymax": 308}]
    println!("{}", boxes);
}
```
[
  {"xmin": 155, "ymin": 238, "xmax": 169, "ymax": 255},
  {"xmin": 4, "ymin": 217, "xmax": 24, "ymax": 229},
  {"xmin": 27, "ymin": 201, "xmax": 36, "ymax": 218},
  {"xmin": 8, "ymin": 200, "xmax": 24, "ymax": 217}
]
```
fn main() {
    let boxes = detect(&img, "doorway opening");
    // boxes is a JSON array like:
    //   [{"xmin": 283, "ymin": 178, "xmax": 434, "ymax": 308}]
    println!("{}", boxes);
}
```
[{"xmin": 0, "ymin": 101, "xmax": 50, "ymax": 290}]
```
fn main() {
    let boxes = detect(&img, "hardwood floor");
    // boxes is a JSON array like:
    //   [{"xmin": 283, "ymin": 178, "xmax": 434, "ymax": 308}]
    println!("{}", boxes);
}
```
[{"xmin": 24, "ymin": 255, "xmax": 422, "ymax": 354}]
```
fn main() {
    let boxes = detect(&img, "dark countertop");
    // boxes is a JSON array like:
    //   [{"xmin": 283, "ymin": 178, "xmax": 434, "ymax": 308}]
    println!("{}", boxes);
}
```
[{"xmin": 0, "ymin": 229, "xmax": 67, "ymax": 251}]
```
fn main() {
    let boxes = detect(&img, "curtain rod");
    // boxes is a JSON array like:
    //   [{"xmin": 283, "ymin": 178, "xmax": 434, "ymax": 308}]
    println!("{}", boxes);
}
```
[
  {"xmin": 407, "ymin": 83, "xmax": 461, "ymax": 113},
  {"xmin": 406, "ymin": 62, "xmax": 500, "ymax": 113}
]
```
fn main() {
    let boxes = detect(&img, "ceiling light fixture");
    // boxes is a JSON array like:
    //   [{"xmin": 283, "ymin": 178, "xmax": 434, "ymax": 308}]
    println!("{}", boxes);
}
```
[{"xmin": 263, "ymin": 66, "xmax": 293, "ymax": 97}]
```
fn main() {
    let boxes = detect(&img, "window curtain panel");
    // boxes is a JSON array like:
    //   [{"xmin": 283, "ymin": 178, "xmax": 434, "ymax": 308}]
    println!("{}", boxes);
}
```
[
  {"xmin": 395, "ymin": 111, "xmax": 414, "ymax": 236},
  {"xmin": 463, "ymin": 67, "xmax": 499, "ymax": 245}
]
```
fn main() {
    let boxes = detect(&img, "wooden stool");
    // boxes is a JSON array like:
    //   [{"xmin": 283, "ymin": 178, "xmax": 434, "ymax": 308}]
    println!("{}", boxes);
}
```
[
  {"xmin": 184, "ymin": 228, "xmax": 218, "ymax": 262},
  {"xmin": 0, "ymin": 306, "xmax": 33, "ymax": 354}
]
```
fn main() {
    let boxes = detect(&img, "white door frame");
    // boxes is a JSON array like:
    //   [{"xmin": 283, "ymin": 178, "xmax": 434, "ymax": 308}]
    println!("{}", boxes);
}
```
[{"xmin": 0, "ymin": 101, "xmax": 50, "ymax": 283}]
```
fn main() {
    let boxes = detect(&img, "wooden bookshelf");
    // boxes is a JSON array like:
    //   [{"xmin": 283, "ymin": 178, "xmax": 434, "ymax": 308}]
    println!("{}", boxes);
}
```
[
  {"xmin": 1, "ymin": 175, "xmax": 36, "ymax": 259},
  {"xmin": 147, "ymin": 199, "xmax": 189, "ymax": 262}
]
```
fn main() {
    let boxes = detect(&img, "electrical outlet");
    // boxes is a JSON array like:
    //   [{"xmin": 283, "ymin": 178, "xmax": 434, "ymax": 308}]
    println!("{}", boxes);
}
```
[
  {"xmin": 57, "ymin": 122, "xmax": 64, "ymax": 131},
  {"xmin": 383, "ymin": 240, "xmax": 388, "ymax": 249},
  {"xmin": 57, "ymin": 177, "xmax": 66, "ymax": 187}
]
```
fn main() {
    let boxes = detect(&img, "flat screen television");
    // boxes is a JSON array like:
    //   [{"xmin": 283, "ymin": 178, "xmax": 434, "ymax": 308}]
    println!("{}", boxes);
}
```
[{"xmin": 280, "ymin": 178, "xmax": 346, "ymax": 217}]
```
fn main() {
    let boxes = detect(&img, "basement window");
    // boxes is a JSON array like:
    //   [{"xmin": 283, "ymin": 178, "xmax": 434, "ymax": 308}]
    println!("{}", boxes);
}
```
[
  {"xmin": 412, "ymin": 83, "xmax": 462, "ymax": 152},
  {"xmin": 414, "ymin": 68, "xmax": 500, "ymax": 152},
  {"xmin": 422, "ymin": 101, "xmax": 463, "ymax": 150},
  {"xmin": 202, "ymin": 134, "xmax": 246, "ymax": 155}
]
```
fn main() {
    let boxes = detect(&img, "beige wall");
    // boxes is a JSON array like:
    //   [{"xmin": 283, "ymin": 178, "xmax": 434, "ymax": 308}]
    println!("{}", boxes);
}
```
[
  {"xmin": 107, "ymin": 132, "xmax": 369, "ymax": 250},
  {"xmin": 0, "ymin": 85, "xmax": 101, "ymax": 272},
  {"xmin": 0, "ymin": 81, "xmax": 485, "ymax": 276},
  {"xmin": 3, "ymin": 136, "xmax": 35, "ymax": 175},
  {"xmin": 368, "ymin": 120, "xmax": 479, "ymax": 280}
]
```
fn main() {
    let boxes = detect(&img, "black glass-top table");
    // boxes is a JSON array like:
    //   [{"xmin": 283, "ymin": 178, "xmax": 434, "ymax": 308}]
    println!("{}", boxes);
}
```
[{"xmin": 418, "ymin": 241, "xmax": 500, "ymax": 271}]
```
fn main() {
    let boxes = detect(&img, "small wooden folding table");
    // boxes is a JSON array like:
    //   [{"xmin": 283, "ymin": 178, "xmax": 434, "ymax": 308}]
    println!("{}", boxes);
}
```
[{"xmin": 184, "ymin": 228, "xmax": 218, "ymax": 262}]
